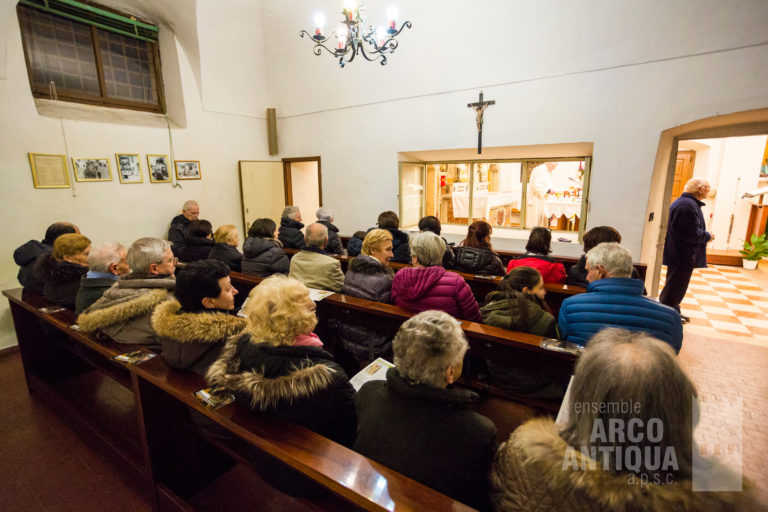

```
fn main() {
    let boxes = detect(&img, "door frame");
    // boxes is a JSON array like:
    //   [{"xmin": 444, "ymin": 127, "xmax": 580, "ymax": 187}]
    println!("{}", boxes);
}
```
[{"xmin": 282, "ymin": 156, "xmax": 322, "ymax": 207}]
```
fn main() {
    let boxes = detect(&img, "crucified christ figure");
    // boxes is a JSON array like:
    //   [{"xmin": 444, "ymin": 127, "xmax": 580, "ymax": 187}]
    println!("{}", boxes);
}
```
[{"xmin": 467, "ymin": 91, "xmax": 495, "ymax": 154}]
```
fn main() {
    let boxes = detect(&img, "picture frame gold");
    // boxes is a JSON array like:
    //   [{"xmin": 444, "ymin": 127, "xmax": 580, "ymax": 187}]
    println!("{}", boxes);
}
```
[
  {"xmin": 175, "ymin": 160, "xmax": 202, "ymax": 180},
  {"xmin": 28, "ymin": 153, "xmax": 71, "ymax": 189},
  {"xmin": 72, "ymin": 158, "xmax": 112, "ymax": 182},
  {"xmin": 116, "ymin": 153, "xmax": 143, "ymax": 184},
  {"xmin": 148, "ymin": 154, "xmax": 171, "ymax": 183}
]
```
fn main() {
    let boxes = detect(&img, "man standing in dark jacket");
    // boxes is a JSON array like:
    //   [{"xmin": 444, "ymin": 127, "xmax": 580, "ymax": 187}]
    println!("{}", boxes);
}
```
[
  {"xmin": 660, "ymin": 178, "xmax": 714, "ymax": 321},
  {"xmin": 278, "ymin": 205, "xmax": 306, "ymax": 249},
  {"xmin": 168, "ymin": 200, "xmax": 199, "ymax": 255},
  {"xmin": 13, "ymin": 222, "xmax": 78, "ymax": 294}
]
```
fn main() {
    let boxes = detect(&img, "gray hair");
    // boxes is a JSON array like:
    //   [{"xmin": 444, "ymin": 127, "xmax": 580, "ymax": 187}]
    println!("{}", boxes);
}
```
[
  {"xmin": 316, "ymin": 206, "xmax": 333, "ymax": 222},
  {"xmin": 305, "ymin": 223, "xmax": 328, "ymax": 249},
  {"xmin": 128, "ymin": 237, "xmax": 171, "ymax": 273},
  {"xmin": 562, "ymin": 328, "xmax": 697, "ymax": 479},
  {"xmin": 585, "ymin": 242, "xmax": 632, "ymax": 278},
  {"xmin": 282, "ymin": 205, "xmax": 300, "ymax": 220},
  {"xmin": 410, "ymin": 231, "xmax": 444, "ymax": 267},
  {"xmin": 683, "ymin": 177, "xmax": 710, "ymax": 194},
  {"xmin": 182, "ymin": 200, "xmax": 198, "ymax": 211},
  {"xmin": 393, "ymin": 310, "xmax": 468, "ymax": 388},
  {"xmin": 87, "ymin": 241, "xmax": 125, "ymax": 272}
]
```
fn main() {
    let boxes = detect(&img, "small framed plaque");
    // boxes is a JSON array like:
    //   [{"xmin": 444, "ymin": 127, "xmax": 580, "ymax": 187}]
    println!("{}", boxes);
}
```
[
  {"xmin": 72, "ymin": 158, "xmax": 112, "ymax": 182},
  {"xmin": 175, "ymin": 160, "xmax": 201, "ymax": 180},
  {"xmin": 148, "ymin": 154, "xmax": 171, "ymax": 183},
  {"xmin": 28, "ymin": 153, "xmax": 71, "ymax": 189},
  {"xmin": 116, "ymin": 153, "xmax": 143, "ymax": 184}
]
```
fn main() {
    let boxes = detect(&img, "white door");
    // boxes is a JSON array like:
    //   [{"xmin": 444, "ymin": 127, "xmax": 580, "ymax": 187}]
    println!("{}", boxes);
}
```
[{"xmin": 239, "ymin": 160, "xmax": 285, "ymax": 234}]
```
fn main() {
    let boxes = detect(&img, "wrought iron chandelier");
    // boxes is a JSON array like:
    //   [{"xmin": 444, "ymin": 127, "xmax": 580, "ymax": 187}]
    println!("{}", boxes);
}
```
[{"xmin": 300, "ymin": 1, "xmax": 411, "ymax": 67}]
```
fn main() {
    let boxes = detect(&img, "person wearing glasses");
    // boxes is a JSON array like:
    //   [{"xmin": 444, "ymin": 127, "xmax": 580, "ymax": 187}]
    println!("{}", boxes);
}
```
[{"xmin": 78, "ymin": 237, "xmax": 177, "ymax": 347}]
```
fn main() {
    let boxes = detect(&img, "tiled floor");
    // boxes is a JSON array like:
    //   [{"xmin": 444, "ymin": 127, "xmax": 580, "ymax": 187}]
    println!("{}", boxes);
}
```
[{"xmin": 660, "ymin": 262, "xmax": 768, "ymax": 346}]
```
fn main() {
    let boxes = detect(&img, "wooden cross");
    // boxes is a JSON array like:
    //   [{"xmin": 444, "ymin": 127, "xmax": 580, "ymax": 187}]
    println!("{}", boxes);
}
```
[{"xmin": 467, "ymin": 91, "xmax": 495, "ymax": 154}]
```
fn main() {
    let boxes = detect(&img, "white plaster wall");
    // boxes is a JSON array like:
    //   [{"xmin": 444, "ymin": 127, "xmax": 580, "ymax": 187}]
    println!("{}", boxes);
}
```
[{"xmin": 0, "ymin": 5, "xmax": 271, "ymax": 350}]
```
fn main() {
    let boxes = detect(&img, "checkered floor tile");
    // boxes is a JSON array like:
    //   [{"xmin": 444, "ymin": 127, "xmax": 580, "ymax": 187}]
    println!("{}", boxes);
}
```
[{"xmin": 659, "ymin": 265, "xmax": 768, "ymax": 340}]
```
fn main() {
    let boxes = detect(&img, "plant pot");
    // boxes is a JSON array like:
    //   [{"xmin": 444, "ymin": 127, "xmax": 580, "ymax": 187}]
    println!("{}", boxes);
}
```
[{"xmin": 742, "ymin": 259, "xmax": 759, "ymax": 270}]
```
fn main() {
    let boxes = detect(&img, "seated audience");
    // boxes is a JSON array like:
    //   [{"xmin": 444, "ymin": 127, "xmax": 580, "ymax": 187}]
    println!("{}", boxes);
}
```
[
  {"xmin": 339, "ymin": 229, "xmax": 395, "ymax": 361},
  {"xmin": 33, "ymin": 233, "xmax": 91, "ymax": 309},
  {"xmin": 345, "ymin": 230, "xmax": 367, "ymax": 257},
  {"xmin": 289, "ymin": 223, "xmax": 345, "ymax": 292},
  {"xmin": 14, "ymin": 222, "xmax": 78, "ymax": 294},
  {"xmin": 179, "ymin": 220, "xmax": 214, "ymax": 262},
  {"xmin": 418, "ymin": 215, "xmax": 455, "ymax": 268},
  {"xmin": 453, "ymin": 220, "xmax": 504, "ymax": 276},
  {"xmin": 206, "ymin": 275, "xmax": 356, "ymax": 447},
  {"xmin": 278, "ymin": 205, "xmax": 305, "ymax": 249},
  {"xmin": 506, "ymin": 227, "xmax": 566, "ymax": 283},
  {"xmin": 241, "ymin": 218, "xmax": 290, "ymax": 277},
  {"xmin": 481, "ymin": 267, "xmax": 565, "ymax": 400},
  {"xmin": 391, "ymin": 231, "xmax": 481, "ymax": 322},
  {"xmin": 168, "ymin": 200, "xmax": 199, "ymax": 256},
  {"xmin": 355, "ymin": 310, "xmax": 497, "ymax": 511},
  {"xmin": 315, "ymin": 206, "xmax": 343, "ymax": 255},
  {"xmin": 209, "ymin": 224, "xmax": 243, "ymax": 272},
  {"xmin": 373, "ymin": 211, "xmax": 411, "ymax": 263},
  {"xmin": 151, "ymin": 260, "xmax": 246, "ymax": 375},
  {"xmin": 566, "ymin": 225, "xmax": 643, "ymax": 288},
  {"xmin": 75, "ymin": 242, "xmax": 129, "ymax": 314},
  {"xmin": 490, "ymin": 328, "xmax": 763, "ymax": 511},
  {"xmin": 558, "ymin": 243, "xmax": 682, "ymax": 351},
  {"xmin": 78, "ymin": 237, "xmax": 177, "ymax": 346}
]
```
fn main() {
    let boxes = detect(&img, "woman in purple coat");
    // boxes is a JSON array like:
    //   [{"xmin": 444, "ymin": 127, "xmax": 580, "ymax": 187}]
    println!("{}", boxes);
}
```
[{"xmin": 391, "ymin": 232, "xmax": 481, "ymax": 322}]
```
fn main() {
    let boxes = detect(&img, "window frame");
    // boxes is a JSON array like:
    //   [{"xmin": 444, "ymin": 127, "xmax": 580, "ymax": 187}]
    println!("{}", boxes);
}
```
[
  {"xmin": 17, "ymin": 3, "xmax": 165, "ymax": 114},
  {"xmin": 399, "ymin": 156, "xmax": 592, "ymax": 241}
]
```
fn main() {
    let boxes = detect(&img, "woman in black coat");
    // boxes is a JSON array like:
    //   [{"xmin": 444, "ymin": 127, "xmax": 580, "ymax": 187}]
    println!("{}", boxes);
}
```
[
  {"xmin": 33, "ymin": 233, "xmax": 91, "ymax": 309},
  {"xmin": 241, "ymin": 218, "xmax": 290, "ymax": 277},
  {"xmin": 208, "ymin": 225, "xmax": 243, "ymax": 272},
  {"xmin": 452, "ymin": 220, "xmax": 504, "ymax": 276},
  {"xmin": 178, "ymin": 220, "xmax": 214, "ymax": 263}
]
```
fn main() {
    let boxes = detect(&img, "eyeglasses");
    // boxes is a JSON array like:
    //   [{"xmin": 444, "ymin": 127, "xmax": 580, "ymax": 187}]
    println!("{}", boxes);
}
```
[{"xmin": 156, "ymin": 256, "xmax": 178, "ymax": 266}]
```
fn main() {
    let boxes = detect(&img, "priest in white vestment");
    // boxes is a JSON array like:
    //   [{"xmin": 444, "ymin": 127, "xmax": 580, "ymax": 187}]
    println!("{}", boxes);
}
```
[{"xmin": 526, "ymin": 163, "xmax": 557, "ymax": 228}]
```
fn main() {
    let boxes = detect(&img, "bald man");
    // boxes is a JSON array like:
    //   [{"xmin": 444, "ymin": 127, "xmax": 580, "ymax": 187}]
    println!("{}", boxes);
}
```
[
  {"xmin": 660, "ymin": 178, "xmax": 715, "ymax": 322},
  {"xmin": 288, "ymin": 223, "xmax": 345, "ymax": 292}
]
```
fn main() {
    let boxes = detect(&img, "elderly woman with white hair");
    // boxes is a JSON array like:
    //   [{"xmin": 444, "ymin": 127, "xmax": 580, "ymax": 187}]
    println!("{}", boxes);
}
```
[
  {"xmin": 490, "ymin": 328, "xmax": 763, "ymax": 511},
  {"xmin": 355, "ymin": 310, "xmax": 498, "ymax": 511},
  {"xmin": 315, "ymin": 206, "xmax": 343, "ymax": 255},
  {"xmin": 391, "ymin": 231, "xmax": 482, "ymax": 322}
]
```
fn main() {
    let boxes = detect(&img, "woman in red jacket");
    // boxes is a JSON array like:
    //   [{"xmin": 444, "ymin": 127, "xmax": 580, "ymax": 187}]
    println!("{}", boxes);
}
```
[{"xmin": 506, "ymin": 227, "xmax": 566, "ymax": 284}]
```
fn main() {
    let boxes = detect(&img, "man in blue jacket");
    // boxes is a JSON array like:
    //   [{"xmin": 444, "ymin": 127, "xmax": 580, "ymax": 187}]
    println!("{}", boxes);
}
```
[
  {"xmin": 558, "ymin": 243, "xmax": 683, "ymax": 352},
  {"xmin": 659, "ymin": 178, "xmax": 714, "ymax": 322}
]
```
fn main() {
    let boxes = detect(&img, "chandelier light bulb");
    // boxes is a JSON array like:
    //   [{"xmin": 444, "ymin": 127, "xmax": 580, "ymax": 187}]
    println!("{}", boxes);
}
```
[
  {"xmin": 376, "ymin": 26, "xmax": 386, "ymax": 44},
  {"xmin": 386, "ymin": 6, "xmax": 398, "ymax": 21},
  {"xmin": 314, "ymin": 13, "xmax": 326, "ymax": 29},
  {"xmin": 344, "ymin": 0, "xmax": 357, "ymax": 12}
]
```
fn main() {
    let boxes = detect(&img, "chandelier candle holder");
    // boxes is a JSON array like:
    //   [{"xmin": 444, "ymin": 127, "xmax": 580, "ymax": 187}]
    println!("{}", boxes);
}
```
[{"xmin": 300, "ymin": 1, "xmax": 411, "ymax": 67}]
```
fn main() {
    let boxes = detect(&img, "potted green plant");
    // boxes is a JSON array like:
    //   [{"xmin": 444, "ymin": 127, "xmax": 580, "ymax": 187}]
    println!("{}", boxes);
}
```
[{"xmin": 739, "ymin": 233, "xmax": 768, "ymax": 270}]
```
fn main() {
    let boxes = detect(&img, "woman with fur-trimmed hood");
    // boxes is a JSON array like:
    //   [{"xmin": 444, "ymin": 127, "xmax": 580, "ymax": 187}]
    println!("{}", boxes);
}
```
[
  {"xmin": 151, "ymin": 260, "xmax": 246, "ymax": 376},
  {"xmin": 78, "ymin": 238, "xmax": 177, "ymax": 346},
  {"xmin": 206, "ymin": 274, "xmax": 356, "ymax": 447},
  {"xmin": 490, "ymin": 328, "xmax": 763, "ymax": 511}
]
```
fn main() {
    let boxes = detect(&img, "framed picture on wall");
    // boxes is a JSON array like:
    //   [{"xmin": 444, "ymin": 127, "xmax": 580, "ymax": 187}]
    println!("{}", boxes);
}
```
[
  {"xmin": 116, "ymin": 153, "xmax": 143, "ymax": 184},
  {"xmin": 175, "ymin": 160, "xmax": 201, "ymax": 180},
  {"xmin": 72, "ymin": 158, "xmax": 112, "ymax": 182},
  {"xmin": 148, "ymin": 154, "xmax": 171, "ymax": 183},
  {"xmin": 28, "ymin": 153, "xmax": 71, "ymax": 189}
]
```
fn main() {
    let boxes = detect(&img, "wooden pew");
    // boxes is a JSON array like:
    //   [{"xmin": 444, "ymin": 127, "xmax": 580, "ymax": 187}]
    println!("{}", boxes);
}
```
[
  {"xmin": 229, "ymin": 272, "xmax": 577, "ymax": 413},
  {"xmin": 4, "ymin": 288, "xmax": 476, "ymax": 512},
  {"xmin": 280, "ymin": 248, "xmax": 585, "ymax": 315}
]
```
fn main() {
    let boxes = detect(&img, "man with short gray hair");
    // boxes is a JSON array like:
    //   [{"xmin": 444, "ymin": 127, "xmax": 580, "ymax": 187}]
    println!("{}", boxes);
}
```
[
  {"xmin": 278, "ymin": 205, "xmax": 305, "ymax": 249},
  {"xmin": 558, "ymin": 243, "xmax": 682, "ymax": 352},
  {"xmin": 316, "ymin": 206, "xmax": 343, "ymax": 255},
  {"xmin": 168, "ymin": 200, "xmax": 199, "ymax": 255},
  {"xmin": 75, "ymin": 241, "xmax": 129, "ymax": 313},
  {"xmin": 288, "ymin": 223, "xmax": 344, "ymax": 292},
  {"xmin": 78, "ymin": 237, "xmax": 177, "ymax": 346}
]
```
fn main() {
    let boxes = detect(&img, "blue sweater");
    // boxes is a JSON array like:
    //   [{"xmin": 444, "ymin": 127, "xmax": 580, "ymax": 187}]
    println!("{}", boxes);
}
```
[{"xmin": 558, "ymin": 278, "xmax": 683, "ymax": 352}]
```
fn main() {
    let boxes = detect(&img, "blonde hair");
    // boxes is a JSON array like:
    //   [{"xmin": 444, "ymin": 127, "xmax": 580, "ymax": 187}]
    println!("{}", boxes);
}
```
[
  {"xmin": 243, "ymin": 275, "xmax": 317, "ymax": 346},
  {"xmin": 361, "ymin": 228, "xmax": 392, "ymax": 256},
  {"xmin": 53, "ymin": 233, "xmax": 91, "ymax": 261},
  {"xmin": 213, "ymin": 224, "xmax": 238, "ymax": 244}
]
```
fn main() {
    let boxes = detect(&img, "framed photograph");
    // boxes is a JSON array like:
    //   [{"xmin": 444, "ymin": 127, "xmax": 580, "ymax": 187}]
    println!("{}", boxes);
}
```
[
  {"xmin": 175, "ymin": 160, "xmax": 201, "ymax": 180},
  {"xmin": 116, "ymin": 153, "xmax": 143, "ymax": 184},
  {"xmin": 28, "ymin": 153, "xmax": 71, "ymax": 189},
  {"xmin": 72, "ymin": 158, "xmax": 112, "ymax": 182},
  {"xmin": 148, "ymin": 154, "xmax": 171, "ymax": 183}
]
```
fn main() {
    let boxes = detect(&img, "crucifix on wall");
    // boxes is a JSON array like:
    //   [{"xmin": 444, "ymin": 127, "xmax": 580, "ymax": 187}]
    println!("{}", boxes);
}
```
[{"xmin": 467, "ymin": 91, "xmax": 495, "ymax": 154}]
